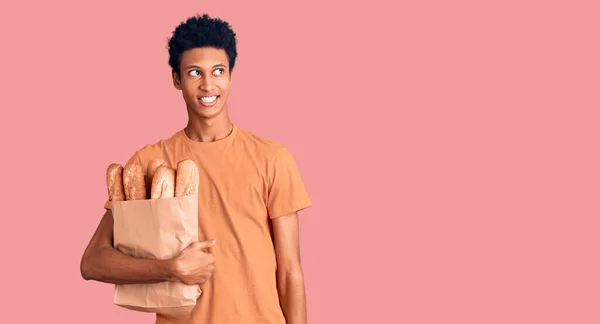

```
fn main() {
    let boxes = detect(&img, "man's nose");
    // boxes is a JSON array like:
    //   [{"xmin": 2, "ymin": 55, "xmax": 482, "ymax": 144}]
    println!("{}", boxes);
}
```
[{"xmin": 200, "ymin": 77, "xmax": 215, "ymax": 92}]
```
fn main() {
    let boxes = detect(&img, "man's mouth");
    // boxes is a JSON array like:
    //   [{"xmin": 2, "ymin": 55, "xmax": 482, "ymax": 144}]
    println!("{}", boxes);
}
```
[{"xmin": 198, "ymin": 95, "xmax": 219, "ymax": 107}]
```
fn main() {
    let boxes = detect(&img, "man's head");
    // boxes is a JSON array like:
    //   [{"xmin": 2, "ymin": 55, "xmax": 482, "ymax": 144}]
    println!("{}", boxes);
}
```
[{"xmin": 167, "ymin": 14, "xmax": 238, "ymax": 120}]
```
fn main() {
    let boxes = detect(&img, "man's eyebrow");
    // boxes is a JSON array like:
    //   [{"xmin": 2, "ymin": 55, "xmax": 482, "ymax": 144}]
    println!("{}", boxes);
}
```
[{"xmin": 184, "ymin": 64, "xmax": 227, "ymax": 70}]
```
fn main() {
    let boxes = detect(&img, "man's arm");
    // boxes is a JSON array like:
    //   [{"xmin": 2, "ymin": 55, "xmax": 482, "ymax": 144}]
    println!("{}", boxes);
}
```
[
  {"xmin": 80, "ymin": 209, "xmax": 176, "ymax": 284},
  {"xmin": 272, "ymin": 212, "xmax": 307, "ymax": 324}
]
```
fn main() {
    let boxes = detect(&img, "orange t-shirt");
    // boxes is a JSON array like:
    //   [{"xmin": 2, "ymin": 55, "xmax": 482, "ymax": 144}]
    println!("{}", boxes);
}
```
[{"xmin": 104, "ymin": 124, "xmax": 312, "ymax": 323}]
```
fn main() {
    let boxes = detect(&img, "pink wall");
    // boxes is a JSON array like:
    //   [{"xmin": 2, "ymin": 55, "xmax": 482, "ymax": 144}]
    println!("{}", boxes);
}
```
[{"xmin": 1, "ymin": 0, "xmax": 599, "ymax": 323}]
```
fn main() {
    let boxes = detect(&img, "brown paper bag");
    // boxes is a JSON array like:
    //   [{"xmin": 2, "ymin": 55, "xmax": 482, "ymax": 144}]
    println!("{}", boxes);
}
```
[{"xmin": 110, "ymin": 193, "xmax": 201, "ymax": 318}]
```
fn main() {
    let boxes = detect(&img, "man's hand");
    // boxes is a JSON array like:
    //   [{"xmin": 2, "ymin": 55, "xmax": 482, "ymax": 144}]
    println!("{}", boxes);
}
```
[{"xmin": 171, "ymin": 239, "xmax": 217, "ymax": 285}]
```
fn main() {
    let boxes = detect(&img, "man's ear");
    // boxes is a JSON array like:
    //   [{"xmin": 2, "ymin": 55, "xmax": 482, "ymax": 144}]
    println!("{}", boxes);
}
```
[{"xmin": 172, "ymin": 70, "xmax": 182, "ymax": 90}]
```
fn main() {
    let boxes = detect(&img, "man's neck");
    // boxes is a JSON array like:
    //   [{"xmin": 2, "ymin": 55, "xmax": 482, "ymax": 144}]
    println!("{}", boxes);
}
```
[{"xmin": 184, "ymin": 115, "xmax": 233, "ymax": 143}]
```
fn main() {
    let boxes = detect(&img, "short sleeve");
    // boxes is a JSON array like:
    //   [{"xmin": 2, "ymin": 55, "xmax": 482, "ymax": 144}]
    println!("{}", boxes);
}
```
[
  {"xmin": 103, "ymin": 151, "xmax": 144, "ymax": 210},
  {"xmin": 266, "ymin": 147, "xmax": 312, "ymax": 219}
]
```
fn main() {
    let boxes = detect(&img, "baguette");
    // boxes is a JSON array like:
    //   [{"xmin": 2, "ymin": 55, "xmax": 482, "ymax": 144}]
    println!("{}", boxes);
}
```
[
  {"xmin": 123, "ymin": 162, "xmax": 146, "ymax": 200},
  {"xmin": 151, "ymin": 165, "xmax": 176, "ymax": 199},
  {"xmin": 146, "ymin": 158, "xmax": 168, "ymax": 196},
  {"xmin": 106, "ymin": 163, "xmax": 125, "ymax": 201},
  {"xmin": 175, "ymin": 159, "xmax": 199, "ymax": 197}
]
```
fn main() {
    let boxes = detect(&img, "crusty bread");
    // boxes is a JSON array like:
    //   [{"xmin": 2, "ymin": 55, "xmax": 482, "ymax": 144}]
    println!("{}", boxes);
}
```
[
  {"xmin": 106, "ymin": 163, "xmax": 125, "ymax": 201},
  {"xmin": 175, "ymin": 159, "xmax": 199, "ymax": 197},
  {"xmin": 146, "ymin": 158, "xmax": 168, "ymax": 196},
  {"xmin": 123, "ymin": 162, "xmax": 146, "ymax": 200},
  {"xmin": 151, "ymin": 165, "xmax": 176, "ymax": 199}
]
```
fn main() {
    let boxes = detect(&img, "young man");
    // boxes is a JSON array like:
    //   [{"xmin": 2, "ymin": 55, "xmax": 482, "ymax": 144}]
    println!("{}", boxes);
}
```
[{"xmin": 80, "ymin": 14, "xmax": 312, "ymax": 324}]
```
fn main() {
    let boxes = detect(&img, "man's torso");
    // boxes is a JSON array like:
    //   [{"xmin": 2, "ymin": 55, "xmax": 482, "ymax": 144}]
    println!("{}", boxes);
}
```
[{"xmin": 131, "ymin": 125, "xmax": 288, "ymax": 324}]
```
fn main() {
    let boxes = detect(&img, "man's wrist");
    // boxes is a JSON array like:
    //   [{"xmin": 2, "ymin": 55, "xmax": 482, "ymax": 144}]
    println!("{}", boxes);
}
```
[{"xmin": 158, "ymin": 258, "xmax": 179, "ymax": 282}]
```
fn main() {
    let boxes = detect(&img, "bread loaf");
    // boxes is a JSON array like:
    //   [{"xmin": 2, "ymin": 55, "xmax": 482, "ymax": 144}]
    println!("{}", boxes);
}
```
[
  {"xmin": 123, "ymin": 162, "xmax": 146, "ymax": 200},
  {"xmin": 151, "ymin": 165, "xmax": 176, "ymax": 199},
  {"xmin": 175, "ymin": 159, "xmax": 199, "ymax": 197},
  {"xmin": 106, "ymin": 163, "xmax": 125, "ymax": 201},
  {"xmin": 146, "ymin": 158, "xmax": 168, "ymax": 196}
]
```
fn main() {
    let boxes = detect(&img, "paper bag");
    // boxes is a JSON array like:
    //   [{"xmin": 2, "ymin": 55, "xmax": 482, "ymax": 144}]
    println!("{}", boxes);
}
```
[{"xmin": 110, "ymin": 194, "xmax": 201, "ymax": 318}]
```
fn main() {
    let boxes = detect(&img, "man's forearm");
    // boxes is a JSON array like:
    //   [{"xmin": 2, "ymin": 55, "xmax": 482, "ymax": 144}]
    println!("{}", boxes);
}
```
[
  {"xmin": 277, "ymin": 269, "xmax": 307, "ymax": 324},
  {"xmin": 81, "ymin": 246, "xmax": 175, "ymax": 285}
]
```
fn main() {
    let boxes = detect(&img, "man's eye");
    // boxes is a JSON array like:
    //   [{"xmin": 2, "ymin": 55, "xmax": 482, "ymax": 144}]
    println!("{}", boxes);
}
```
[
  {"xmin": 189, "ymin": 70, "xmax": 200, "ymax": 76},
  {"xmin": 215, "ymin": 69, "xmax": 223, "ymax": 75}
]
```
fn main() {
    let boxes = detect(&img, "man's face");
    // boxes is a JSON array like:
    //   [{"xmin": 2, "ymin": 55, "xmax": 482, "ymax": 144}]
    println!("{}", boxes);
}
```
[{"xmin": 173, "ymin": 47, "xmax": 232, "ymax": 120}]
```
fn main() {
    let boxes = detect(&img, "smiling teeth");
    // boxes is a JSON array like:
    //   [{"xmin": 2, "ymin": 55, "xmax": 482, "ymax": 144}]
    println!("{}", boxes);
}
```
[{"xmin": 201, "ymin": 96, "xmax": 217, "ymax": 103}]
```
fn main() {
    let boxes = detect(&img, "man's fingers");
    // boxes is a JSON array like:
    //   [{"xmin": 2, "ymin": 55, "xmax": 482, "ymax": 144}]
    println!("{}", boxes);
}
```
[{"xmin": 195, "ymin": 239, "xmax": 216, "ymax": 249}]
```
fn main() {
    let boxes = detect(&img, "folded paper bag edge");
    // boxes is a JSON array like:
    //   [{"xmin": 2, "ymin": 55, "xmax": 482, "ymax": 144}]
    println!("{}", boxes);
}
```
[
  {"xmin": 111, "ymin": 194, "xmax": 199, "ymax": 259},
  {"xmin": 114, "ymin": 282, "xmax": 200, "ymax": 317},
  {"xmin": 113, "ymin": 282, "xmax": 201, "ymax": 305}
]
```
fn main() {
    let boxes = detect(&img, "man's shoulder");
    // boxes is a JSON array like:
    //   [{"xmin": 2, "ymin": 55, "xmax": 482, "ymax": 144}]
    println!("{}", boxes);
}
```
[
  {"xmin": 130, "ymin": 129, "xmax": 184, "ymax": 161},
  {"xmin": 236, "ymin": 125, "xmax": 288, "ymax": 157}
]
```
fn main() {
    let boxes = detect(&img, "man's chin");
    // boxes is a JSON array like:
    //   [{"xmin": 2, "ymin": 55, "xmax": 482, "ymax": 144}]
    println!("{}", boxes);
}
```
[{"xmin": 190, "ymin": 104, "xmax": 223, "ymax": 119}]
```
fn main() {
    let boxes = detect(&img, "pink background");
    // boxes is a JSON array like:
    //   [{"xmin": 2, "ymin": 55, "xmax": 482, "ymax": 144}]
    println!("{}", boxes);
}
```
[{"xmin": 1, "ymin": 0, "xmax": 599, "ymax": 323}]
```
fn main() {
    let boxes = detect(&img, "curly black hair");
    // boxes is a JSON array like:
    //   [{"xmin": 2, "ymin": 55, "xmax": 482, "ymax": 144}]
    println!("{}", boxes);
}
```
[{"xmin": 167, "ymin": 14, "xmax": 238, "ymax": 76}]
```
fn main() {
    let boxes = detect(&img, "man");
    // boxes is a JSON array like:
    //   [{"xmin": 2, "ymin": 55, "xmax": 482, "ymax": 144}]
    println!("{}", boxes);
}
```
[{"xmin": 80, "ymin": 14, "xmax": 312, "ymax": 324}]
